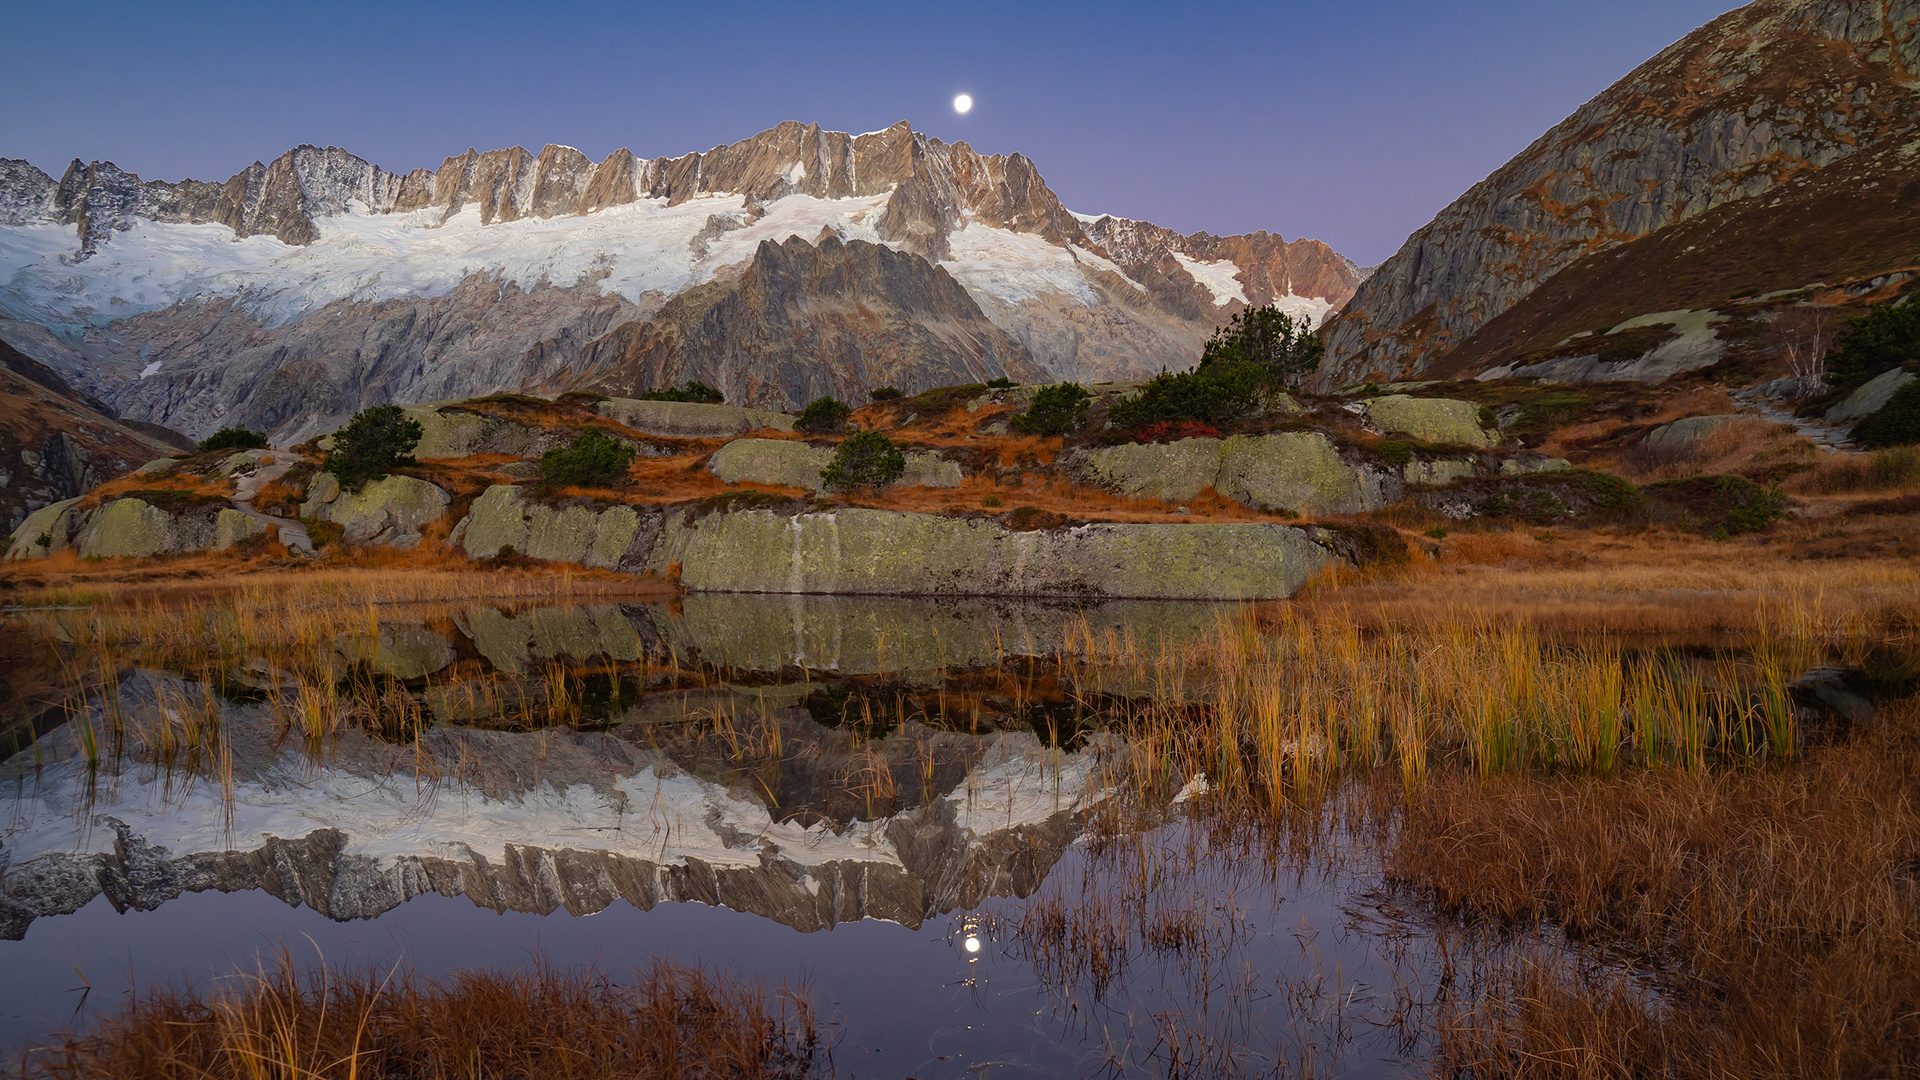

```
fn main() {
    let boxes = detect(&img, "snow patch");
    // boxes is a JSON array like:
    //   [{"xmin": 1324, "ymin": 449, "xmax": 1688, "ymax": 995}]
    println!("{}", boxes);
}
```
[{"xmin": 1171, "ymin": 253, "xmax": 1249, "ymax": 307}]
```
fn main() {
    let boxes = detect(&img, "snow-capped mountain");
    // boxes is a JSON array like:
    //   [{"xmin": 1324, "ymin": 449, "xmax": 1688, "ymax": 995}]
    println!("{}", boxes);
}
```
[{"xmin": 0, "ymin": 121, "xmax": 1361, "ymax": 441}]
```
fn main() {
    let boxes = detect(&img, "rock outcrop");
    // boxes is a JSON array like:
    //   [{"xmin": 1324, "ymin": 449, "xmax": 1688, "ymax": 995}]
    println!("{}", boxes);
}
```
[
  {"xmin": 300, "ymin": 474, "xmax": 450, "ymax": 548},
  {"xmin": 1070, "ymin": 433, "xmax": 1399, "ymax": 515},
  {"xmin": 8, "ymin": 495, "xmax": 265, "ymax": 560},
  {"xmin": 1321, "ymin": 0, "xmax": 1920, "ymax": 383},
  {"xmin": 454, "ymin": 485, "xmax": 1335, "ymax": 599},
  {"xmin": 1361, "ymin": 396, "xmax": 1500, "ymax": 448}
]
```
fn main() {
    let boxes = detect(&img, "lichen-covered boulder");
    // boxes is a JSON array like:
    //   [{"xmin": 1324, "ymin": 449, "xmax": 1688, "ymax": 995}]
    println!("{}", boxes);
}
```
[
  {"xmin": 708, "ymin": 440, "xmax": 835, "ymax": 490},
  {"xmin": 708, "ymin": 439, "xmax": 960, "ymax": 491},
  {"xmin": 1071, "ymin": 439, "xmax": 1224, "ymax": 504},
  {"xmin": 1826, "ymin": 368, "xmax": 1918, "ymax": 424},
  {"xmin": 649, "ymin": 507, "xmax": 1336, "ymax": 600},
  {"xmin": 6, "ymin": 498, "xmax": 82, "ymax": 560},
  {"xmin": 302, "ymin": 474, "xmax": 450, "ymax": 548},
  {"xmin": 131, "ymin": 458, "xmax": 179, "ymax": 476},
  {"xmin": 1218, "ymin": 433, "xmax": 1394, "ymax": 515},
  {"xmin": 403, "ymin": 405, "xmax": 561, "ymax": 460},
  {"xmin": 1364, "ymin": 396, "xmax": 1499, "ymax": 448},
  {"xmin": 458, "ymin": 485, "xmax": 658, "ymax": 570},
  {"xmin": 1643, "ymin": 414, "xmax": 1740, "ymax": 452},
  {"xmin": 596, "ymin": 398, "xmax": 795, "ymax": 438},
  {"xmin": 214, "ymin": 509, "xmax": 270, "ymax": 549}
]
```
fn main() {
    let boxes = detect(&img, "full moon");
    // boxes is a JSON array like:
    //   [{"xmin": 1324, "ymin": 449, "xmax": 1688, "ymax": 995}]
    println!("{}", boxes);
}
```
[{"xmin": 953, "ymin": 93, "xmax": 973, "ymax": 115}]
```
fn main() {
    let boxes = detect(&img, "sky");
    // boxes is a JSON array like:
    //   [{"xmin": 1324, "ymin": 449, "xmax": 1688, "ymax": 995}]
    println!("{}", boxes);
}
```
[{"xmin": 0, "ymin": 0, "xmax": 1741, "ymax": 266}]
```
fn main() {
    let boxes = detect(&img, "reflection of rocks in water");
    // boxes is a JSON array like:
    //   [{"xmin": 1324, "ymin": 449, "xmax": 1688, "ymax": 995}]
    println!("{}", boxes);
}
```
[
  {"xmin": 432, "ymin": 595, "xmax": 1231, "ymax": 677},
  {"xmin": 0, "ymin": 673, "xmax": 1110, "ymax": 940}
]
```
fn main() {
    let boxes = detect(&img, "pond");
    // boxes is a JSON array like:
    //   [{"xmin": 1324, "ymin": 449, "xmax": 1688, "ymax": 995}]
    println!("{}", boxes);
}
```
[{"xmin": 0, "ymin": 592, "xmax": 1901, "ymax": 1076}]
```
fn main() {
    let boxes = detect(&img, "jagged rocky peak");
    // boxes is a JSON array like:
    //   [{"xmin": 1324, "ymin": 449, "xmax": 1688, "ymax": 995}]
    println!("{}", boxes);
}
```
[
  {"xmin": 1080, "ymin": 214, "xmax": 1366, "ymax": 318},
  {"xmin": 580, "ymin": 232, "xmax": 1043, "ymax": 409},
  {"xmin": 1320, "ymin": 0, "xmax": 1920, "ymax": 383}
]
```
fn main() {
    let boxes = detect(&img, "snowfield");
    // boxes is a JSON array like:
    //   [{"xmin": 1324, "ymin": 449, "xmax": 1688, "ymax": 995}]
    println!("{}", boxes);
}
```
[{"xmin": 0, "ymin": 188, "xmax": 1328, "ymax": 334}]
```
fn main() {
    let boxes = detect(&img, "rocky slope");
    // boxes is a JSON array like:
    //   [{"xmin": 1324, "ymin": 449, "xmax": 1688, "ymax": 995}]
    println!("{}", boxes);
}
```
[
  {"xmin": 577, "ymin": 234, "xmax": 1044, "ymax": 408},
  {"xmin": 0, "ymin": 122, "xmax": 1363, "ymax": 440},
  {"xmin": 0, "ymin": 338, "xmax": 187, "ymax": 533},
  {"xmin": 1320, "ymin": 0, "xmax": 1920, "ymax": 384}
]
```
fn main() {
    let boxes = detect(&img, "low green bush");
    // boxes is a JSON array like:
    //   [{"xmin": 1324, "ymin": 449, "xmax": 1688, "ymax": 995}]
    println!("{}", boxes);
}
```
[
  {"xmin": 869, "ymin": 386, "xmax": 903, "ymax": 401},
  {"xmin": 986, "ymin": 377, "xmax": 1017, "ymax": 389},
  {"xmin": 819, "ymin": 431, "xmax": 905, "ymax": 492},
  {"xmin": 642, "ymin": 381, "xmax": 725, "ymax": 404},
  {"xmin": 1377, "ymin": 440, "xmax": 1413, "ymax": 467},
  {"xmin": 1827, "ymin": 297, "xmax": 1920, "ymax": 391},
  {"xmin": 323, "ymin": 406, "xmax": 423, "ymax": 492},
  {"xmin": 198, "ymin": 426, "xmax": 269, "ymax": 453},
  {"xmin": 797, "ymin": 397, "xmax": 852, "ymax": 434},
  {"xmin": 1010, "ymin": 383, "xmax": 1090, "ymax": 436},
  {"xmin": 540, "ymin": 427, "xmax": 636, "ymax": 488},
  {"xmin": 1854, "ymin": 381, "xmax": 1920, "ymax": 449}
]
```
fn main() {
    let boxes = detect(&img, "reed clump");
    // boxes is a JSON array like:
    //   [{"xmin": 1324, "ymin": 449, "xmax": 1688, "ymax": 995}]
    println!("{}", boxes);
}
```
[{"xmin": 29, "ymin": 956, "xmax": 826, "ymax": 1080}]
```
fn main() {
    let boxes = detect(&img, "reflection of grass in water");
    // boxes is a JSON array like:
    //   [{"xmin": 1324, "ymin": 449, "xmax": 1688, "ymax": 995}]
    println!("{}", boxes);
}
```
[{"xmin": 42, "ymin": 951, "xmax": 828, "ymax": 1080}]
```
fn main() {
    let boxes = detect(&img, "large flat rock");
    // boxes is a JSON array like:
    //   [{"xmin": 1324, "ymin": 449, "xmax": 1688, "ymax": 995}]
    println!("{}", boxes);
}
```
[{"xmin": 1070, "ymin": 432, "xmax": 1396, "ymax": 515}]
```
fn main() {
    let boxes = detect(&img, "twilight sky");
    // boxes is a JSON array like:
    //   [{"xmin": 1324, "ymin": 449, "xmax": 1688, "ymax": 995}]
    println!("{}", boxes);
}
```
[{"xmin": 0, "ymin": 0, "xmax": 1739, "ymax": 266}]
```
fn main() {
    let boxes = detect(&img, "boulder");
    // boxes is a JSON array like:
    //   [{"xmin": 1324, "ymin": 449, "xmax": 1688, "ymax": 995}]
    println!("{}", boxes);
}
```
[
  {"xmin": 302, "ymin": 474, "xmax": 450, "ymax": 548},
  {"xmin": 1643, "ymin": 414, "xmax": 1740, "ymax": 453},
  {"xmin": 649, "ymin": 507, "xmax": 1335, "ymax": 600},
  {"xmin": 1363, "ymin": 395, "xmax": 1499, "ymax": 448},
  {"xmin": 458, "ymin": 485, "xmax": 659, "ymax": 571},
  {"xmin": 1826, "ymin": 368, "xmax": 1918, "ymax": 424},
  {"xmin": 708, "ymin": 439, "xmax": 961, "ymax": 491},
  {"xmin": 1072, "ymin": 438, "xmax": 1224, "ymax": 504},
  {"xmin": 5, "ymin": 498, "xmax": 82, "ymax": 560},
  {"xmin": 1218, "ymin": 432, "xmax": 1394, "ymax": 515},
  {"xmin": 595, "ymin": 398, "xmax": 795, "ymax": 438},
  {"xmin": 70, "ymin": 498, "xmax": 258, "ymax": 558},
  {"xmin": 708, "ymin": 439, "xmax": 834, "ymax": 490},
  {"xmin": 1071, "ymin": 433, "xmax": 1392, "ymax": 515},
  {"xmin": 131, "ymin": 458, "xmax": 179, "ymax": 476}
]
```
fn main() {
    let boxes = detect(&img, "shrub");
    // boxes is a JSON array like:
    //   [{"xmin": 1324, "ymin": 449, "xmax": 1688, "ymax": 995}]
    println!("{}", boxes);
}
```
[
  {"xmin": 322, "ymin": 405, "xmax": 423, "ymax": 492},
  {"xmin": 869, "ymin": 386, "xmax": 903, "ymax": 401},
  {"xmin": 986, "ymin": 377, "xmax": 1017, "ymax": 389},
  {"xmin": 796, "ymin": 397, "xmax": 852, "ymax": 434},
  {"xmin": 1641, "ymin": 475, "xmax": 1789, "ymax": 535},
  {"xmin": 641, "ymin": 381, "xmax": 725, "ymax": 404},
  {"xmin": 1010, "ymin": 383, "xmax": 1091, "ymax": 436},
  {"xmin": 1110, "ymin": 365, "xmax": 1267, "ymax": 431},
  {"xmin": 540, "ymin": 427, "xmax": 636, "ymax": 488},
  {"xmin": 198, "ymin": 426, "xmax": 269, "ymax": 453},
  {"xmin": 1377, "ymin": 440, "xmax": 1413, "ymax": 467},
  {"xmin": 1199, "ymin": 304, "xmax": 1324, "ymax": 387},
  {"xmin": 819, "ymin": 431, "xmax": 906, "ymax": 492},
  {"xmin": 1854, "ymin": 380, "xmax": 1920, "ymax": 449},
  {"xmin": 1827, "ymin": 296, "xmax": 1920, "ymax": 391}
]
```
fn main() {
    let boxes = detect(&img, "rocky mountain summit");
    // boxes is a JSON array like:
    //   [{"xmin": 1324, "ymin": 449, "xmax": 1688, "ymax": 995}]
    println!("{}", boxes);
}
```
[
  {"xmin": 0, "ymin": 122, "xmax": 1361, "ymax": 441},
  {"xmin": 1320, "ymin": 0, "xmax": 1920, "ymax": 384}
]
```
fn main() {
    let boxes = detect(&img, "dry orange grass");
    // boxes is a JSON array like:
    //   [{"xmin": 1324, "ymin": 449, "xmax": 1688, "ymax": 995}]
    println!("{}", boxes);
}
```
[{"xmin": 1405, "ymin": 694, "xmax": 1920, "ymax": 1079}]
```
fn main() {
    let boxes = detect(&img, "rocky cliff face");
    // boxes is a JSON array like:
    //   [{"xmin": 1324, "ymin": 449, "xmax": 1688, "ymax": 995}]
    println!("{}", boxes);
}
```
[
  {"xmin": 579, "ymin": 235, "xmax": 1044, "ymax": 408},
  {"xmin": 0, "ymin": 121, "xmax": 1362, "ymax": 438},
  {"xmin": 1320, "ymin": 0, "xmax": 1920, "ymax": 383},
  {"xmin": 0, "ymin": 339, "xmax": 186, "ymax": 533}
]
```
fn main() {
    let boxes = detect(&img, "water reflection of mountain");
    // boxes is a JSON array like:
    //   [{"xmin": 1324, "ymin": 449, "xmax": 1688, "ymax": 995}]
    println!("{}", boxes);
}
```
[{"xmin": 0, "ymin": 661, "xmax": 1115, "ymax": 941}]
